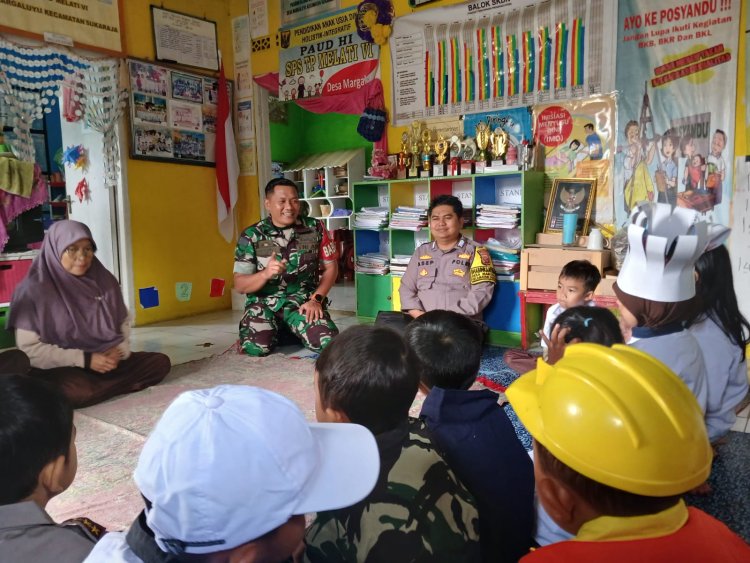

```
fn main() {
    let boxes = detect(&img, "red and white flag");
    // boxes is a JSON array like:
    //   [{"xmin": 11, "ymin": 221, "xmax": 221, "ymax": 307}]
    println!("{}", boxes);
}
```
[{"xmin": 216, "ymin": 60, "xmax": 239, "ymax": 243}]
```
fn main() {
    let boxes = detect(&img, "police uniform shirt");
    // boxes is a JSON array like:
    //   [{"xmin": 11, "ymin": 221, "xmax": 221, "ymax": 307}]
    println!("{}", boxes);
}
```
[
  {"xmin": 0, "ymin": 501, "xmax": 99, "ymax": 563},
  {"xmin": 399, "ymin": 236, "xmax": 496, "ymax": 321}
]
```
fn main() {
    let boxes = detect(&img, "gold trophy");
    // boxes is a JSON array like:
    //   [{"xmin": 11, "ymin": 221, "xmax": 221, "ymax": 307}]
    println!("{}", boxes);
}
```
[
  {"xmin": 433, "ymin": 134, "xmax": 448, "ymax": 177},
  {"xmin": 475, "ymin": 121, "xmax": 491, "ymax": 165},
  {"xmin": 409, "ymin": 121, "xmax": 421, "ymax": 178},
  {"xmin": 398, "ymin": 132, "xmax": 410, "ymax": 179},
  {"xmin": 420, "ymin": 129, "xmax": 433, "ymax": 176},
  {"xmin": 490, "ymin": 127, "xmax": 509, "ymax": 166}
]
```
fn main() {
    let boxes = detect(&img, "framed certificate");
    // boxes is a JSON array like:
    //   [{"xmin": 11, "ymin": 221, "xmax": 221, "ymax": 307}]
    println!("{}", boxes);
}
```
[{"xmin": 151, "ymin": 6, "xmax": 219, "ymax": 71}]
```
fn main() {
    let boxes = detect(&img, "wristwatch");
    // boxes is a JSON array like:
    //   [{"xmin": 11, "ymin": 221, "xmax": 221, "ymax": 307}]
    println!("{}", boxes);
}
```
[{"xmin": 312, "ymin": 293, "xmax": 329, "ymax": 307}]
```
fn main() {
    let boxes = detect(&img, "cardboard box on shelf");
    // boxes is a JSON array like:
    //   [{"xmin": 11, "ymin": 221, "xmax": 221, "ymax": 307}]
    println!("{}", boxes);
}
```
[{"xmin": 520, "ymin": 247, "xmax": 613, "ymax": 291}]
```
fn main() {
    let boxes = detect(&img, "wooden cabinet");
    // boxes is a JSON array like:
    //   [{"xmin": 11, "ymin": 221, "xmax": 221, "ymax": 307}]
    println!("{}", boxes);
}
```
[
  {"xmin": 283, "ymin": 148, "xmax": 365, "ymax": 231},
  {"xmin": 351, "ymin": 171, "xmax": 544, "ymax": 346}
]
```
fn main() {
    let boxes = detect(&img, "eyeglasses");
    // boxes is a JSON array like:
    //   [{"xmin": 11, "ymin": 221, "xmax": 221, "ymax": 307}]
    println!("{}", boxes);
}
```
[{"xmin": 64, "ymin": 246, "xmax": 95, "ymax": 258}]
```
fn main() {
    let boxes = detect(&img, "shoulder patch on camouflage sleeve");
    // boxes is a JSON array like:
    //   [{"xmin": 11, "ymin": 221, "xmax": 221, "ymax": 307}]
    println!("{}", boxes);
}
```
[{"xmin": 470, "ymin": 247, "xmax": 496, "ymax": 285}]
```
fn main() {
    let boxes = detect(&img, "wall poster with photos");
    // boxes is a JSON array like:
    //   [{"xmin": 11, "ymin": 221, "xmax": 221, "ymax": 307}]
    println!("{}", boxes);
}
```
[{"xmin": 127, "ymin": 59, "xmax": 232, "ymax": 166}]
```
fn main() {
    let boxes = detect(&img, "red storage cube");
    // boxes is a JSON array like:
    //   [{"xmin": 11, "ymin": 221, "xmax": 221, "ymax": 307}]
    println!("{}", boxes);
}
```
[{"xmin": 0, "ymin": 259, "xmax": 33, "ymax": 304}]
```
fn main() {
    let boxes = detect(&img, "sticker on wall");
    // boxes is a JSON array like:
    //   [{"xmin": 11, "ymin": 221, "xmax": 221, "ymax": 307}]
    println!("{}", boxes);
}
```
[
  {"xmin": 210, "ymin": 278, "xmax": 226, "ymax": 297},
  {"xmin": 139, "ymin": 287, "xmax": 160, "ymax": 309},
  {"xmin": 176, "ymin": 282, "xmax": 193, "ymax": 302},
  {"xmin": 62, "ymin": 144, "xmax": 88, "ymax": 172},
  {"xmin": 74, "ymin": 178, "xmax": 89, "ymax": 202}
]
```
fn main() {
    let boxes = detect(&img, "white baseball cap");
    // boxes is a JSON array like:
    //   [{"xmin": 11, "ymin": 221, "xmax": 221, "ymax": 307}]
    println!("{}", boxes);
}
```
[{"xmin": 134, "ymin": 385, "xmax": 380, "ymax": 556}]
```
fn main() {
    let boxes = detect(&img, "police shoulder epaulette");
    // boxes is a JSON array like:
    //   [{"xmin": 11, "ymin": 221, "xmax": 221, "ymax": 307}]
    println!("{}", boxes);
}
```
[{"xmin": 62, "ymin": 516, "xmax": 107, "ymax": 542}]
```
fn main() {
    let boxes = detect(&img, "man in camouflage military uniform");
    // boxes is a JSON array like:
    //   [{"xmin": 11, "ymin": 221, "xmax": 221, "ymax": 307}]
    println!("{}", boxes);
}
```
[
  {"xmin": 400, "ymin": 195, "xmax": 496, "ymax": 321},
  {"xmin": 305, "ymin": 325, "xmax": 481, "ymax": 562},
  {"xmin": 233, "ymin": 178, "xmax": 338, "ymax": 356}
]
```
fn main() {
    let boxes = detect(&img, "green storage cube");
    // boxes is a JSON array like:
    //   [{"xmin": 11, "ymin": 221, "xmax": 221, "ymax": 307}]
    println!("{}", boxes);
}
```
[{"xmin": 0, "ymin": 306, "xmax": 15, "ymax": 349}]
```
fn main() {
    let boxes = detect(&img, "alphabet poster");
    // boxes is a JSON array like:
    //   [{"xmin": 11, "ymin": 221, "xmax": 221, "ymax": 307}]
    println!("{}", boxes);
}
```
[
  {"xmin": 278, "ymin": 7, "xmax": 379, "ymax": 101},
  {"xmin": 614, "ymin": 0, "xmax": 740, "ymax": 227}
]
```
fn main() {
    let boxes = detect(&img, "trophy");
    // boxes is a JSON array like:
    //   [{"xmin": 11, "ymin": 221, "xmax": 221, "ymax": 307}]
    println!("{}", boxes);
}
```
[
  {"xmin": 449, "ymin": 135, "xmax": 462, "ymax": 175},
  {"xmin": 397, "ymin": 132, "xmax": 410, "ymax": 179},
  {"xmin": 420, "ymin": 129, "xmax": 433, "ymax": 177},
  {"xmin": 408, "ymin": 121, "xmax": 421, "ymax": 178},
  {"xmin": 490, "ymin": 127, "xmax": 509, "ymax": 167},
  {"xmin": 433, "ymin": 134, "xmax": 448, "ymax": 177},
  {"xmin": 475, "ymin": 122, "xmax": 491, "ymax": 169}
]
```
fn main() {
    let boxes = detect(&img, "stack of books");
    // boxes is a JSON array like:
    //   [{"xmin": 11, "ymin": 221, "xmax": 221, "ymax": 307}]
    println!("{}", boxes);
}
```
[
  {"xmin": 488, "ymin": 248, "xmax": 521, "ymax": 281},
  {"xmin": 475, "ymin": 204, "xmax": 521, "ymax": 229},
  {"xmin": 352, "ymin": 207, "xmax": 389, "ymax": 229},
  {"xmin": 389, "ymin": 206, "xmax": 428, "ymax": 231},
  {"xmin": 389, "ymin": 254, "xmax": 412, "ymax": 277},
  {"xmin": 355, "ymin": 253, "xmax": 390, "ymax": 275}
]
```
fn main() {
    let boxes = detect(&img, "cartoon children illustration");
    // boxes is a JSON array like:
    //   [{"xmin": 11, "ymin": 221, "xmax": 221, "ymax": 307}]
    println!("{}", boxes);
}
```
[
  {"xmin": 584, "ymin": 123, "xmax": 603, "ymax": 160},
  {"xmin": 686, "ymin": 154, "xmax": 706, "ymax": 193},
  {"xmin": 298, "ymin": 76, "xmax": 306, "ymax": 99},
  {"xmin": 655, "ymin": 132, "xmax": 678, "ymax": 205},
  {"xmin": 706, "ymin": 129, "xmax": 726, "ymax": 205}
]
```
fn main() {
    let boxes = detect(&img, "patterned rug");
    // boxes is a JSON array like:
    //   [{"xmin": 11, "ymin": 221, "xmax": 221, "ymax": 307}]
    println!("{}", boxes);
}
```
[{"xmin": 46, "ymin": 348, "xmax": 427, "ymax": 531}]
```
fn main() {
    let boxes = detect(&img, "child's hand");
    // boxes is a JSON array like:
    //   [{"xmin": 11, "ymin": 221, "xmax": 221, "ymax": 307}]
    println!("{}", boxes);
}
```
[{"xmin": 542, "ymin": 324, "xmax": 572, "ymax": 365}]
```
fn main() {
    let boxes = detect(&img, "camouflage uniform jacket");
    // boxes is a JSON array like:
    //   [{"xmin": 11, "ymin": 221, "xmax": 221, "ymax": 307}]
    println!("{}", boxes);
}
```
[
  {"xmin": 304, "ymin": 418, "xmax": 481, "ymax": 563},
  {"xmin": 233, "ymin": 216, "xmax": 337, "ymax": 312},
  {"xmin": 399, "ymin": 237, "xmax": 496, "ymax": 321}
]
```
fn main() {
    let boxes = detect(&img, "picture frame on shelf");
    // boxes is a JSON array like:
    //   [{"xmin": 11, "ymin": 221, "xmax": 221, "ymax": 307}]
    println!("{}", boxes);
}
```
[{"xmin": 544, "ymin": 177, "xmax": 596, "ymax": 234}]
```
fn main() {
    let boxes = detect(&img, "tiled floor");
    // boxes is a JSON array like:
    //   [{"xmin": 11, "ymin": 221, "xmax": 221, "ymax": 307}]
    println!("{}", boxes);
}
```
[{"xmin": 129, "ymin": 308, "xmax": 362, "ymax": 364}]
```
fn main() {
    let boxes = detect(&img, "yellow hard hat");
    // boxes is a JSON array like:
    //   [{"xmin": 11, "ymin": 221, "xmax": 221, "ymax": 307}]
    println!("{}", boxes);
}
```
[{"xmin": 506, "ymin": 343, "xmax": 711, "ymax": 496}]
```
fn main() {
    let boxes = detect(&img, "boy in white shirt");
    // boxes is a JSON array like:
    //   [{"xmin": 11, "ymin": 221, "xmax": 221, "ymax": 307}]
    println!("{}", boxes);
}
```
[{"xmin": 541, "ymin": 260, "xmax": 601, "ymax": 358}]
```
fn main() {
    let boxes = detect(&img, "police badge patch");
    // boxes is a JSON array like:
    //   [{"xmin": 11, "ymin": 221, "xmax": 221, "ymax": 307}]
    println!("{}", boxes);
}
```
[{"xmin": 469, "ymin": 247, "xmax": 496, "ymax": 284}]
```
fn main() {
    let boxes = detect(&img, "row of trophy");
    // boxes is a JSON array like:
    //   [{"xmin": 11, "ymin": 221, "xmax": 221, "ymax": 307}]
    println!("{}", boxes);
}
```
[{"xmin": 397, "ymin": 120, "xmax": 533, "ymax": 179}]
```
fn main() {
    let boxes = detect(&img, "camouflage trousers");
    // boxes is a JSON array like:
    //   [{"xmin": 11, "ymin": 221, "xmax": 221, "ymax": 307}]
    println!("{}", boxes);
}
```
[{"xmin": 239, "ymin": 300, "xmax": 339, "ymax": 356}]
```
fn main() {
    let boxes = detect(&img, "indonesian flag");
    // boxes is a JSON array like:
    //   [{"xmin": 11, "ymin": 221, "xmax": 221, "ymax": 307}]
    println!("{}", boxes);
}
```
[{"xmin": 216, "ymin": 61, "xmax": 239, "ymax": 243}]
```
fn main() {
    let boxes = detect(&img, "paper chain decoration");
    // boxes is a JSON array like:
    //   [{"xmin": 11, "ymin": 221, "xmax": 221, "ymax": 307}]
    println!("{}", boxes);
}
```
[{"xmin": 0, "ymin": 37, "xmax": 127, "ymax": 188}]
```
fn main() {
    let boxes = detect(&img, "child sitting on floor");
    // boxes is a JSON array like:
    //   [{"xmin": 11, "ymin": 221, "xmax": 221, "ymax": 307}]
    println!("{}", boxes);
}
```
[
  {"xmin": 406, "ymin": 310, "xmax": 535, "ymax": 563},
  {"xmin": 85, "ymin": 385, "xmax": 380, "ymax": 563},
  {"xmin": 305, "ymin": 325, "xmax": 481, "ymax": 562},
  {"xmin": 504, "ymin": 260, "xmax": 601, "ymax": 374},
  {"xmin": 688, "ymin": 245, "xmax": 750, "ymax": 444},
  {"xmin": 507, "ymin": 343, "xmax": 750, "ymax": 561},
  {"xmin": 543, "ymin": 305, "xmax": 624, "ymax": 365},
  {"xmin": 0, "ymin": 375, "xmax": 105, "ymax": 562}
]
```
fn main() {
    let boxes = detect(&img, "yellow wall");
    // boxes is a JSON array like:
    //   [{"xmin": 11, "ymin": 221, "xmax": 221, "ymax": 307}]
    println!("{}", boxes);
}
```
[{"xmin": 124, "ymin": 0, "xmax": 260, "ymax": 324}]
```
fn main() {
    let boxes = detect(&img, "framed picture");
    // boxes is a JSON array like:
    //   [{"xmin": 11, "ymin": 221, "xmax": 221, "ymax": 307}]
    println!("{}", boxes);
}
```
[
  {"xmin": 544, "ymin": 178, "xmax": 597, "ymax": 234},
  {"xmin": 151, "ymin": 6, "xmax": 219, "ymax": 71},
  {"xmin": 127, "ymin": 58, "xmax": 232, "ymax": 166}
]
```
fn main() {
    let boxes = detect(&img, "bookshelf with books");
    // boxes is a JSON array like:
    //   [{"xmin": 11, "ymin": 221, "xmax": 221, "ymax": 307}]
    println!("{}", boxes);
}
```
[{"xmin": 351, "ymin": 171, "xmax": 544, "ymax": 346}]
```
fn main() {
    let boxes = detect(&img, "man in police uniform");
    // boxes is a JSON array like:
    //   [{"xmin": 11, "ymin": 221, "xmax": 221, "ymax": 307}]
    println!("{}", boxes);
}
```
[
  {"xmin": 233, "ymin": 178, "xmax": 339, "ymax": 356},
  {"xmin": 400, "ymin": 195, "xmax": 496, "ymax": 322}
]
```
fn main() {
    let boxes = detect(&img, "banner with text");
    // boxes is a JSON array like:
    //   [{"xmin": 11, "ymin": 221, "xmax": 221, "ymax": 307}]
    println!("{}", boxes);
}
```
[
  {"xmin": 0, "ymin": 0, "xmax": 122, "ymax": 53},
  {"xmin": 389, "ymin": 0, "xmax": 617, "ymax": 125},
  {"xmin": 279, "ymin": 7, "xmax": 379, "ymax": 101},
  {"xmin": 614, "ymin": 0, "xmax": 740, "ymax": 227},
  {"xmin": 533, "ymin": 94, "xmax": 616, "ymax": 223},
  {"xmin": 281, "ymin": 0, "xmax": 340, "ymax": 27}
]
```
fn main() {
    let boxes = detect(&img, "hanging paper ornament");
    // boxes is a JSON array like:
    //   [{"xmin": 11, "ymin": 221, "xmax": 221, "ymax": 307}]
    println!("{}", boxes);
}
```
[
  {"xmin": 62, "ymin": 144, "xmax": 88, "ymax": 171},
  {"xmin": 74, "ymin": 178, "xmax": 89, "ymax": 202}
]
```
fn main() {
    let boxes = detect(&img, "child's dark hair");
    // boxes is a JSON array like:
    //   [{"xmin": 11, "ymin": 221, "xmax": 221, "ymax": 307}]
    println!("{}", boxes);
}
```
[
  {"xmin": 0, "ymin": 375, "xmax": 73, "ymax": 505},
  {"xmin": 552, "ymin": 306, "xmax": 624, "ymax": 346},
  {"xmin": 714, "ymin": 129, "xmax": 727, "ymax": 145},
  {"xmin": 264, "ymin": 177, "xmax": 299, "ymax": 198},
  {"xmin": 559, "ymin": 260, "xmax": 601, "ymax": 293},
  {"xmin": 691, "ymin": 245, "xmax": 750, "ymax": 361},
  {"xmin": 535, "ymin": 440, "xmax": 681, "ymax": 517},
  {"xmin": 428, "ymin": 194, "xmax": 463, "ymax": 217},
  {"xmin": 404, "ymin": 310, "xmax": 482, "ymax": 390},
  {"xmin": 315, "ymin": 325, "xmax": 419, "ymax": 435},
  {"xmin": 624, "ymin": 120, "xmax": 638, "ymax": 136},
  {"xmin": 569, "ymin": 139, "xmax": 581, "ymax": 150}
]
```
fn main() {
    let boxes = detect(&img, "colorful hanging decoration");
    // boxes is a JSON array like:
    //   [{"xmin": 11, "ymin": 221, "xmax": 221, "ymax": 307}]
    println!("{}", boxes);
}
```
[
  {"xmin": 80, "ymin": 59, "xmax": 128, "ymax": 188},
  {"xmin": 356, "ymin": 0, "xmax": 394, "ymax": 46},
  {"xmin": 74, "ymin": 178, "xmax": 89, "ymax": 203},
  {"xmin": 0, "ymin": 37, "xmax": 89, "ymax": 162},
  {"xmin": 62, "ymin": 145, "xmax": 88, "ymax": 171}
]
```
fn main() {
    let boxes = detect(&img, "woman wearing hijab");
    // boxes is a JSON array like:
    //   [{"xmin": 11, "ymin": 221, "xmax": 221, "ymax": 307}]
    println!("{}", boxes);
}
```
[{"xmin": 7, "ymin": 220, "xmax": 170, "ymax": 407}]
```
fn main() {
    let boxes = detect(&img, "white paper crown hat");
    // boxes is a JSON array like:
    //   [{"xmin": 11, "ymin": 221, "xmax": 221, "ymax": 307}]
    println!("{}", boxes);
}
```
[{"xmin": 617, "ymin": 203, "xmax": 730, "ymax": 302}]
